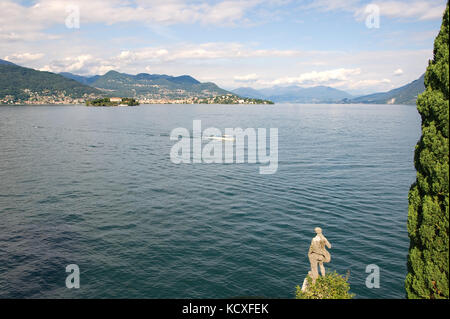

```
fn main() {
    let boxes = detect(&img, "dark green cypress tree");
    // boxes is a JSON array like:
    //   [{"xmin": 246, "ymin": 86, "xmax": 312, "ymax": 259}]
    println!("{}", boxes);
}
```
[{"xmin": 406, "ymin": 3, "xmax": 449, "ymax": 299}]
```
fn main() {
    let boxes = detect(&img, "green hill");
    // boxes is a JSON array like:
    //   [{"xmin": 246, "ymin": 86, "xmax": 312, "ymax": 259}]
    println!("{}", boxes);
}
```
[
  {"xmin": 61, "ymin": 70, "xmax": 231, "ymax": 100},
  {"xmin": 0, "ymin": 60, "xmax": 102, "ymax": 103},
  {"xmin": 343, "ymin": 74, "xmax": 425, "ymax": 105}
]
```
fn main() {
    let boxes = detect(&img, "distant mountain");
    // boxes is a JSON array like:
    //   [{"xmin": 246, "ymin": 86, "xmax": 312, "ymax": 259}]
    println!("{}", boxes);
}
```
[
  {"xmin": 232, "ymin": 87, "xmax": 266, "ymax": 100},
  {"xmin": 343, "ymin": 74, "xmax": 425, "ymax": 105},
  {"xmin": 263, "ymin": 86, "xmax": 353, "ymax": 103},
  {"xmin": 0, "ymin": 61, "xmax": 102, "ymax": 103},
  {"xmin": 61, "ymin": 70, "xmax": 230, "ymax": 100},
  {"xmin": 59, "ymin": 72, "xmax": 100, "ymax": 85},
  {"xmin": 232, "ymin": 85, "xmax": 353, "ymax": 103}
]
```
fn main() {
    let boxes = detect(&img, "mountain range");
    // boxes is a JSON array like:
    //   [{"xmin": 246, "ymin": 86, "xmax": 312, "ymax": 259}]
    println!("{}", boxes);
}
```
[
  {"xmin": 1, "ymin": 58, "xmax": 425, "ymax": 105},
  {"xmin": 0, "ymin": 59, "xmax": 233, "ymax": 104},
  {"xmin": 232, "ymin": 74, "xmax": 425, "ymax": 105},
  {"xmin": 59, "ymin": 70, "xmax": 230, "ymax": 100}
]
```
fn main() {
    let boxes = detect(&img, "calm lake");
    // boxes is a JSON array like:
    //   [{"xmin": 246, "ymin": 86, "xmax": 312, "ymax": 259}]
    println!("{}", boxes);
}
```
[{"xmin": 0, "ymin": 103, "xmax": 420, "ymax": 298}]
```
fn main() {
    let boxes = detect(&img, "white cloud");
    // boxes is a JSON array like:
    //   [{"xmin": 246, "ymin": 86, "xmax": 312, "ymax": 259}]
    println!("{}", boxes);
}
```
[
  {"xmin": 302, "ymin": 0, "xmax": 360, "ymax": 12},
  {"xmin": 336, "ymin": 78, "xmax": 392, "ymax": 90},
  {"xmin": 234, "ymin": 74, "xmax": 259, "ymax": 82},
  {"xmin": 40, "ymin": 54, "xmax": 118, "ymax": 75},
  {"xmin": 305, "ymin": 0, "xmax": 446, "ymax": 21},
  {"xmin": 37, "ymin": 43, "xmax": 307, "ymax": 75},
  {"xmin": 111, "ymin": 43, "xmax": 303, "ymax": 63},
  {"xmin": 4, "ymin": 53, "xmax": 44, "ymax": 63},
  {"xmin": 368, "ymin": 1, "xmax": 445, "ymax": 21},
  {"xmin": 0, "ymin": 0, "xmax": 269, "ymax": 42},
  {"xmin": 393, "ymin": 68, "xmax": 403, "ymax": 76},
  {"xmin": 270, "ymin": 68, "xmax": 362, "ymax": 86},
  {"xmin": 0, "ymin": 0, "xmax": 444, "ymax": 48}
]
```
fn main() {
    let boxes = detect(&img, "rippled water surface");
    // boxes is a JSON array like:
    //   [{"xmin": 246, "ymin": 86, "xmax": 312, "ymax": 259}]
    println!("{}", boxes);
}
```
[{"xmin": 0, "ymin": 104, "xmax": 420, "ymax": 298}]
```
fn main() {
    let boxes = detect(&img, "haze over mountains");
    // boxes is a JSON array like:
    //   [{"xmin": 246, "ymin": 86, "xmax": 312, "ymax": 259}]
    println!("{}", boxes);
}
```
[
  {"xmin": 232, "ymin": 74, "xmax": 425, "ymax": 105},
  {"xmin": 233, "ymin": 86, "xmax": 353, "ymax": 103},
  {"xmin": 341, "ymin": 74, "xmax": 425, "ymax": 105}
]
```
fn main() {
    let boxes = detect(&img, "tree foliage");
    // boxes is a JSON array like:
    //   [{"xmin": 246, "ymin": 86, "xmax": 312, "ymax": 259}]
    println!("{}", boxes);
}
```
[
  {"xmin": 86, "ymin": 97, "xmax": 139, "ymax": 106},
  {"xmin": 406, "ymin": 2, "xmax": 449, "ymax": 299},
  {"xmin": 295, "ymin": 271, "xmax": 354, "ymax": 299}
]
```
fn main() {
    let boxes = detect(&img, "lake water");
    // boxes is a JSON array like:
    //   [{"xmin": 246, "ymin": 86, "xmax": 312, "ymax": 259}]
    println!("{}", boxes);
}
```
[{"xmin": 0, "ymin": 103, "xmax": 420, "ymax": 299}]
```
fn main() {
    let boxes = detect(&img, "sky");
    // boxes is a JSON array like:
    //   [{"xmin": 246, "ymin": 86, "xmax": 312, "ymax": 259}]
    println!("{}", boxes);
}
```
[{"xmin": 0, "ymin": 0, "xmax": 446, "ymax": 94}]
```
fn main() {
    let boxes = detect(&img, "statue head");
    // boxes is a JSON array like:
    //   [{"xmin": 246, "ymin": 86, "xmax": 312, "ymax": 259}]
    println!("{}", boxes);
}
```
[{"xmin": 314, "ymin": 227, "xmax": 322, "ymax": 235}]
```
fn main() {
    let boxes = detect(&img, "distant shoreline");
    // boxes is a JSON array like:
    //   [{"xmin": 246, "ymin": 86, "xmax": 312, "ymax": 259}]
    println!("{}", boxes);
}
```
[
  {"xmin": 0, "ymin": 103, "xmax": 277, "ymax": 106},
  {"xmin": 0, "ymin": 102, "xmax": 420, "ymax": 107}
]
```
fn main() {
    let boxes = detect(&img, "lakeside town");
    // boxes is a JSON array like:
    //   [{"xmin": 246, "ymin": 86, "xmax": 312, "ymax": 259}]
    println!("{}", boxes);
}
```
[
  {"xmin": 0, "ymin": 90, "xmax": 100, "ymax": 105},
  {"xmin": 0, "ymin": 92, "xmax": 274, "ymax": 105}
]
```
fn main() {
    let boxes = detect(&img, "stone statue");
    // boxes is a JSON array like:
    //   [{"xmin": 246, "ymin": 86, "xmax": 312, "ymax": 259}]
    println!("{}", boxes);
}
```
[{"xmin": 307, "ymin": 227, "xmax": 331, "ymax": 283}]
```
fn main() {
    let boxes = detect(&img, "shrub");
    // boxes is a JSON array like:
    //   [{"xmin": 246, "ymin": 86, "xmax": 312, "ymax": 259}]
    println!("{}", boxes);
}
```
[{"xmin": 295, "ymin": 271, "xmax": 354, "ymax": 299}]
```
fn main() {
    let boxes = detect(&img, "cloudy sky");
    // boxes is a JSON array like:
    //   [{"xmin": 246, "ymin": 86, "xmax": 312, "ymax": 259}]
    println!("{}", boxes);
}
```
[{"xmin": 0, "ymin": 0, "xmax": 446, "ymax": 94}]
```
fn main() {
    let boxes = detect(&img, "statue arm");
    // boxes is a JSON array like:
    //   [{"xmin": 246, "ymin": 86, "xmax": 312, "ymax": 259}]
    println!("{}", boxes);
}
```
[
  {"xmin": 320, "ymin": 235, "xmax": 331, "ymax": 248},
  {"xmin": 324, "ymin": 237, "xmax": 331, "ymax": 249}
]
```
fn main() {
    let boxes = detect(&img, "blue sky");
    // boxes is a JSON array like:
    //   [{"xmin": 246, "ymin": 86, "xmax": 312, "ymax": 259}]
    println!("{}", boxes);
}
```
[{"xmin": 0, "ymin": 0, "xmax": 446, "ymax": 94}]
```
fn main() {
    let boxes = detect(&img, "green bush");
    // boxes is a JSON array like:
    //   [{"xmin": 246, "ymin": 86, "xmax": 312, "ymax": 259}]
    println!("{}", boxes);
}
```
[
  {"xmin": 406, "ymin": 3, "xmax": 449, "ymax": 299},
  {"xmin": 295, "ymin": 271, "xmax": 354, "ymax": 299}
]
